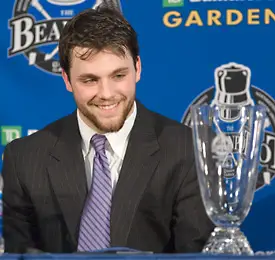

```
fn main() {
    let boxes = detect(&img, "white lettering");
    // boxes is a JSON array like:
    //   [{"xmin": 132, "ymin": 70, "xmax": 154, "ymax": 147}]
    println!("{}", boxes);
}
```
[
  {"xmin": 47, "ymin": 22, "xmax": 60, "ymax": 41},
  {"xmin": 27, "ymin": 129, "xmax": 38, "ymax": 136},
  {"xmin": 3, "ymin": 129, "xmax": 20, "ymax": 143},
  {"xmin": 34, "ymin": 23, "xmax": 47, "ymax": 44},
  {"xmin": 10, "ymin": 17, "xmax": 34, "ymax": 53},
  {"xmin": 261, "ymin": 134, "xmax": 275, "ymax": 170}
]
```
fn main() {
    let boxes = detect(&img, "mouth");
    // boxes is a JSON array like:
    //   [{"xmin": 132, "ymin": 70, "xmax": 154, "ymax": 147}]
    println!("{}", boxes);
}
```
[{"xmin": 95, "ymin": 102, "xmax": 120, "ymax": 110}]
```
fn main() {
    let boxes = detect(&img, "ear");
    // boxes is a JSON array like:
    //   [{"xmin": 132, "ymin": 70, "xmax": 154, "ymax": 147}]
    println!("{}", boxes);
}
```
[
  {"xmin": 62, "ymin": 69, "xmax": 73, "ymax": 92},
  {"xmin": 135, "ymin": 56, "xmax": 141, "ymax": 83}
]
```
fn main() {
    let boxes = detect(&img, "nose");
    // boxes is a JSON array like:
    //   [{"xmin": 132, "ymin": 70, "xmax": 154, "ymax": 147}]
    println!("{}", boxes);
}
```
[{"xmin": 97, "ymin": 80, "xmax": 113, "ymax": 99}]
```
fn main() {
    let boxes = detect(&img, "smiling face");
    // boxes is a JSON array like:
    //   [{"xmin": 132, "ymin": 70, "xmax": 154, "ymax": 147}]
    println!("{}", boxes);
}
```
[{"xmin": 62, "ymin": 47, "xmax": 141, "ymax": 133}]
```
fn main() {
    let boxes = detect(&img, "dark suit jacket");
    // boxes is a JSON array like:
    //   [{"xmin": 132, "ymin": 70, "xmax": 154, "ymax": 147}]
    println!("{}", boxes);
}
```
[{"xmin": 2, "ymin": 101, "xmax": 214, "ymax": 253}]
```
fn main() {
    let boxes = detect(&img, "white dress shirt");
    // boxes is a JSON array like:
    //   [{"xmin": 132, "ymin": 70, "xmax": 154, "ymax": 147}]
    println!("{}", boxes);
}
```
[{"xmin": 77, "ymin": 102, "xmax": 137, "ymax": 192}]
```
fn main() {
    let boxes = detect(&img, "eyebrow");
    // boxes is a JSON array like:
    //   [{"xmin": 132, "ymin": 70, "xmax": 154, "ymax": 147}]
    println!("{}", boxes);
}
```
[{"xmin": 77, "ymin": 67, "xmax": 129, "ymax": 80}]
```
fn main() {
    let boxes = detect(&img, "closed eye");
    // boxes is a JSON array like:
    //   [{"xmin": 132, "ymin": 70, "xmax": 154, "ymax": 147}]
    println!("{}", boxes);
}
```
[
  {"xmin": 82, "ymin": 78, "xmax": 98, "ymax": 84},
  {"xmin": 113, "ymin": 74, "xmax": 126, "ymax": 80}
]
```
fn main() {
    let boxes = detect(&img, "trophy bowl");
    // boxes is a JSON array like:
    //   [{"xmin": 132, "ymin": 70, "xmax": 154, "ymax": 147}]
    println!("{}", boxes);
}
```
[{"xmin": 191, "ymin": 104, "xmax": 266, "ymax": 255}]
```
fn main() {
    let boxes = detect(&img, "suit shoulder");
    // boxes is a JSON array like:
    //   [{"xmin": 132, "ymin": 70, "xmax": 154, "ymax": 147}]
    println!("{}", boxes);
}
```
[
  {"xmin": 150, "ymin": 109, "xmax": 192, "ymax": 136},
  {"xmin": 148, "ymin": 109, "xmax": 194, "ymax": 160}
]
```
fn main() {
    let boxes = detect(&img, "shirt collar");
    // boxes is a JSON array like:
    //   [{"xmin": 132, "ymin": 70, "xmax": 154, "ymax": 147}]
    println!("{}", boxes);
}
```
[
  {"xmin": 77, "ymin": 101, "xmax": 137, "ymax": 158},
  {"xmin": 77, "ymin": 110, "xmax": 96, "ymax": 157}
]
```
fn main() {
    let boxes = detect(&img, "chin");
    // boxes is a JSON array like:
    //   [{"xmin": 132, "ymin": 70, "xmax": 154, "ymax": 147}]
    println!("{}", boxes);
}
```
[{"xmin": 97, "ymin": 120, "xmax": 125, "ymax": 133}]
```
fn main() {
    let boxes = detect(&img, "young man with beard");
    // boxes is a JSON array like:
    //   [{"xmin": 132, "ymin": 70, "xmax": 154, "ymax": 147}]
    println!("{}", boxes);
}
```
[{"xmin": 2, "ymin": 7, "xmax": 214, "ymax": 254}]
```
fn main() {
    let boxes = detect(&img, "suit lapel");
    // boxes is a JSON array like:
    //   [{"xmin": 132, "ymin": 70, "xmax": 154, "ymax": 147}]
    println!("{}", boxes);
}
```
[
  {"xmin": 47, "ymin": 112, "xmax": 87, "ymax": 247},
  {"xmin": 111, "ymin": 102, "xmax": 160, "ymax": 246}
]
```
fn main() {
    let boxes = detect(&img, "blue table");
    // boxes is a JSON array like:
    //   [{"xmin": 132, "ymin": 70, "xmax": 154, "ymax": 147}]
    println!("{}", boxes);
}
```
[{"xmin": 1, "ymin": 254, "xmax": 275, "ymax": 260}]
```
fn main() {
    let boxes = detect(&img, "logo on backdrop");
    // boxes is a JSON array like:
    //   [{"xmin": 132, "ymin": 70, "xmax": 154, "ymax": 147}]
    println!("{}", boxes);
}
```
[
  {"xmin": 0, "ymin": 126, "xmax": 37, "ymax": 162},
  {"xmin": 0, "ymin": 126, "xmax": 37, "ymax": 146},
  {"xmin": 162, "ymin": 1, "xmax": 275, "ymax": 27},
  {"xmin": 8, "ymin": 0, "xmax": 122, "ymax": 75},
  {"xmin": 182, "ymin": 62, "xmax": 275, "ymax": 190}
]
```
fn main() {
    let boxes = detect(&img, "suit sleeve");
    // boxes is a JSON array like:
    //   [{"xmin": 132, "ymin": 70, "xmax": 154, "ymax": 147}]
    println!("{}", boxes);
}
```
[
  {"xmin": 172, "ymin": 159, "xmax": 215, "ymax": 253},
  {"xmin": 2, "ymin": 143, "xmax": 37, "ymax": 253}
]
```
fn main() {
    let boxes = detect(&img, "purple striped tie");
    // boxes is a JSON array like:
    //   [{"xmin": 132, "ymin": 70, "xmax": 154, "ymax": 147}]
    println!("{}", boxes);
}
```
[{"xmin": 77, "ymin": 134, "xmax": 112, "ymax": 251}]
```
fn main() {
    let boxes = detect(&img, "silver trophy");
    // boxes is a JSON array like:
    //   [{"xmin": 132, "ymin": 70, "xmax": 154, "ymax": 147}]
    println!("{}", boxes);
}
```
[{"xmin": 191, "ymin": 104, "xmax": 266, "ymax": 255}]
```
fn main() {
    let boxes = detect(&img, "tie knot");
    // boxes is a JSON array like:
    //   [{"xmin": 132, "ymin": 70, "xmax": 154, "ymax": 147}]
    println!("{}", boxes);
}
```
[{"xmin": 91, "ymin": 134, "xmax": 107, "ymax": 154}]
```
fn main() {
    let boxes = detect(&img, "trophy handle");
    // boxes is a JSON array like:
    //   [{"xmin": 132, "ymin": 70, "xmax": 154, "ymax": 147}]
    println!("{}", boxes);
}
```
[
  {"xmin": 242, "ymin": 68, "xmax": 249, "ymax": 77},
  {"xmin": 215, "ymin": 69, "xmax": 225, "ymax": 92}
]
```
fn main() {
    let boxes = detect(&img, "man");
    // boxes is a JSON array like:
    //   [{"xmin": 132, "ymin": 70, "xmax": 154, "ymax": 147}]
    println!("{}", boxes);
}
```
[{"xmin": 2, "ymin": 7, "xmax": 214, "ymax": 253}]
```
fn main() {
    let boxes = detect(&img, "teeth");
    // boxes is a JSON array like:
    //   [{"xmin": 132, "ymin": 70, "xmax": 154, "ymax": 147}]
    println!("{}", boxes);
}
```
[{"xmin": 98, "ymin": 103, "xmax": 118, "ymax": 110}]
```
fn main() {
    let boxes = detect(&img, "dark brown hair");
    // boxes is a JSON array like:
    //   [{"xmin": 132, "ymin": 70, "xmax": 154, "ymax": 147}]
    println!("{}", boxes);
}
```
[{"xmin": 58, "ymin": 7, "xmax": 139, "ymax": 79}]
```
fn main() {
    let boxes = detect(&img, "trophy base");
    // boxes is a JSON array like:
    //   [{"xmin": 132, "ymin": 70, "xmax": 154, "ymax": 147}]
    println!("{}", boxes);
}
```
[{"xmin": 202, "ymin": 227, "xmax": 254, "ymax": 255}]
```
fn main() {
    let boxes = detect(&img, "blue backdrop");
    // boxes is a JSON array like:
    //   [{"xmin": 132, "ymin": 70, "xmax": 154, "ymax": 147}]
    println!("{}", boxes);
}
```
[{"xmin": 1, "ymin": 0, "xmax": 275, "ymax": 253}]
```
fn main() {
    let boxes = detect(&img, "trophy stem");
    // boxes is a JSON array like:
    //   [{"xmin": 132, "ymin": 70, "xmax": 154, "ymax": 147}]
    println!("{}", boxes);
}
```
[{"xmin": 202, "ymin": 227, "xmax": 254, "ymax": 255}]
